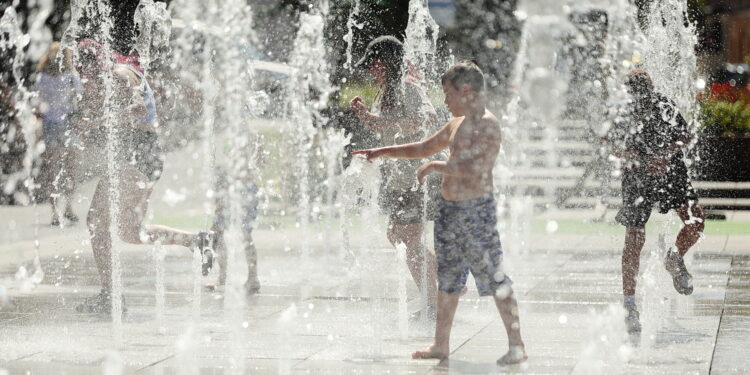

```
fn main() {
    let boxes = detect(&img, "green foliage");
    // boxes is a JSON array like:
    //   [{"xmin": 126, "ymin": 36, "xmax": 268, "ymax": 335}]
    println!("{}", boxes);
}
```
[
  {"xmin": 699, "ymin": 99, "xmax": 750, "ymax": 136},
  {"xmin": 337, "ymin": 83, "xmax": 381, "ymax": 108}
]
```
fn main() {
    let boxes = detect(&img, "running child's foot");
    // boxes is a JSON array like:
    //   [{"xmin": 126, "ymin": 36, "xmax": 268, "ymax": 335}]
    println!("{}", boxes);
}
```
[
  {"xmin": 497, "ymin": 345, "xmax": 527, "ymax": 366},
  {"xmin": 64, "ymin": 211, "xmax": 79, "ymax": 223},
  {"xmin": 664, "ymin": 249, "xmax": 693, "ymax": 295},
  {"xmin": 75, "ymin": 289, "xmax": 127, "ymax": 315},
  {"xmin": 625, "ymin": 306, "xmax": 641, "ymax": 345},
  {"xmin": 196, "ymin": 231, "xmax": 215, "ymax": 276},
  {"xmin": 412, "ymin": 344, "xmax": 449, "ymax": 360},
  {"xmin": 51, "ymin": 216, "xmax": 61, "ymax": 227}
]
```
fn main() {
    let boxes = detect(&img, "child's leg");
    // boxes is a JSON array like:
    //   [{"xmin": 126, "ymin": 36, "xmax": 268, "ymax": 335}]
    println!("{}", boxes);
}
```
[
  {"xmin": 674, "ymin": 202, "xmax": 704, "ymax": 256},
  {"xmin": 388, "ymin": 222, "xmax": 438, "ymax": 309},
  {"xmin": 244, "ymin": 230, "xmax": 260, "ymax": 294},
  {"xmin": 494, "ymin": 288, "xmax": 527, "ymax": 365},
  {"xmin": 461, "ymin": 195, "xmax": 527, "ymax": 365},
  {"xmin": 412, "ymin": 290, "xmax": 460, "ymax": 359},
  {"xmin": 214, "ymin": 229, "xmax": 227, "ymax": 286},
  {"xmin": 622, "ymin": 226, "xmax": 645, "ymax": 296}
]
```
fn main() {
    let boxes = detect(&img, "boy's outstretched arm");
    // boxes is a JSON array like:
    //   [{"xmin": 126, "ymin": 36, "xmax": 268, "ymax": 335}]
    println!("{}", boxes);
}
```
[{"xmin": 351, "ymin": 118, "xmax": 455, "ymax": 161}]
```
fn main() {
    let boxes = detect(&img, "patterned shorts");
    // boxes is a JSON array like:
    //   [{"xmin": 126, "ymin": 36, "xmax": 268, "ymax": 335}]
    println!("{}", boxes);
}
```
[
  {"xmin": 379, "ymin": 186, "xmax": 426, "ymax": 225},
  {"xmin": 435, "ymin": 194, "xmax": 511, "ymax": 296}
]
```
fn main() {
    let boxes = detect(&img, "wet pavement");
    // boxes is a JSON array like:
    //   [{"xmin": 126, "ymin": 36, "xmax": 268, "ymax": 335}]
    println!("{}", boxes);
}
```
[{"xmin": 1, "ymin": 142, "xmax": 749, "ymax": 374}]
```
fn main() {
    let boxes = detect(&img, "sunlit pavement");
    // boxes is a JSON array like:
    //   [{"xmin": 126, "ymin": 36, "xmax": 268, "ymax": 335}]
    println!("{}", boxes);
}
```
[{"xmin": 1, "ymin": 140, "xmax": 749, "ymax": 374}]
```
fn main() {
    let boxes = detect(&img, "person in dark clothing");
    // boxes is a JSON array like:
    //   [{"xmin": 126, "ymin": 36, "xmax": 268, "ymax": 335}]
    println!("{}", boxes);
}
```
[
  {"xmin": 608, "ymin": 70, "xmax": 705, "ymax": 340},
  {"xmin": 349, "ymin": 36, "xmax": 440, "ymax": 320}
]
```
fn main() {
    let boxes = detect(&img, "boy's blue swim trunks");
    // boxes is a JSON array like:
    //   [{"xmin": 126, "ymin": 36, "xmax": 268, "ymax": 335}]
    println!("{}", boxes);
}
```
[{"xmin": 435, "ymin": 194, "xmax": 511, "ymax": 296}]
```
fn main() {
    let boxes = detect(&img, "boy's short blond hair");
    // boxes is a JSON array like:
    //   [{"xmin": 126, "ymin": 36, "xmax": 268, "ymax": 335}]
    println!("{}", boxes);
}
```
[{"xmin": 441, "ymin": 60, "xmax": 485, "ymax": 93}]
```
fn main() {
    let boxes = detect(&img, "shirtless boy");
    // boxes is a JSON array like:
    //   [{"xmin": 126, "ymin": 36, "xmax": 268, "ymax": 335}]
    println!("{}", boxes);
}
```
[{"xmin": 352, "ymin": 61, "xmax": 527, "ymax": 365}]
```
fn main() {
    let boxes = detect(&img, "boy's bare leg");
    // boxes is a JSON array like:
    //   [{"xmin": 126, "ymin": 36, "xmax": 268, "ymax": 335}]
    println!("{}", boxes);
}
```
[
  {"xmin": 389, "ymin": 222, "xmax": 438, "ymax": 308},
  {"xmin": 622, "ymin": 226, "xmax": 645, "ymax": 296},
  {"xmin": 494, "ymin": 289, "xmax": 527, "ymax": 365},
  {"xmin": 412, "ymin": 291, "xmax": 460, "ymax": 359},
  {"xmin": 102, "ymin": 169, "xmax": 199, "ymax": 249},
  {"xmin": 674, "ymin": 203, "xmax": 705, "ymax": 257}
]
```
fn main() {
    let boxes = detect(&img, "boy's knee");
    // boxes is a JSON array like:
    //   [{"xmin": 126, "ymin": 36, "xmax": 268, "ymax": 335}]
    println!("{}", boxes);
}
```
[{"xmin": 689, "ymin": 220, "xmax": 705, "ymax": 234}]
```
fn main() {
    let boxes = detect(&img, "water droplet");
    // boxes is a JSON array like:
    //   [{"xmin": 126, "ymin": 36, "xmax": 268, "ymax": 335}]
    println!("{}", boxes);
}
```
[{"xmin": 545, "ymin": 220, "xmax": 558, "ymax": 234}]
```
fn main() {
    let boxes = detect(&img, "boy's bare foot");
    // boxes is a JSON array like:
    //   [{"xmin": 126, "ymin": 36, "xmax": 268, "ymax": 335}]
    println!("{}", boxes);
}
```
[
  {"xmin": 245, "ymin": 281, "xmax": 260, "ymax": 296},
  {"xmin": 411, "ymin": 344, "xmax": 448, "ymax": 360},
  {"xmin": 497, "ymin": 345, "xmax": 527, "ymax": 366}
]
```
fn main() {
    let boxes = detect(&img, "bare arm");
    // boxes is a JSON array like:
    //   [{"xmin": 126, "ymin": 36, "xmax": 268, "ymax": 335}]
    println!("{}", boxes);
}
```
[{"xmin": 351, "ymin": 118, "xmax": 455, "ymax": 161}]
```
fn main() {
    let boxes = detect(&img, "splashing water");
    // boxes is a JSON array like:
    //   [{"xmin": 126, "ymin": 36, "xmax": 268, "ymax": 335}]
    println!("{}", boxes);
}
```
[
  {"xmin": 403, "ymin": 0, "xmax": 440, "ymax": 81},
  {"xmin": 321, "ymin": 127, "xmax": 351, "ymax": 252},
  {"xmin": 573, "ymin": 305, "xmax": 633, "ymax": 374},
  {"xmin": 286, "ymin": 6, "xmax": 333, "ymax": 271},
  {"xmin": 395, "ymin": 242, "xmax": 409, "ymax": 339},
  {"xmin": 639, "ymin": 0, "xmax": 698, "ymax": 120},
  {"xmin": 402, "ymin": 0, "xmax": 440, "ymax": 326},
  {"xmin": 343, "ymin": 0, "xmax": 362, "ymax": 72},
  {"xmin": 1, "ymin": 0, "xmax": 51, "ymax": 300},
  {"xmin": 133, "ymin": 0, "xmax": 172, "ymax": 77},
  {"xmin": 102, "ymin": 350, "xmax": 123, "ymax": 375},
  {"xmin": 174, "ymin": 325, "xmax": 199, "ymax": 375}
]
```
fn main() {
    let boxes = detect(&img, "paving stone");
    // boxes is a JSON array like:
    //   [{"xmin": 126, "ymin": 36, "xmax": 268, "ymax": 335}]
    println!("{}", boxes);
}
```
[{"xmin": 1, "ymin": 147, "xmax": 748, "ymax": 374}]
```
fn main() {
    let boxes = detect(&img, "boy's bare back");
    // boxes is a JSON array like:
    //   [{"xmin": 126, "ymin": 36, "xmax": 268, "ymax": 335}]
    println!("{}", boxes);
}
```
[{"xmin": 441, "ymin": 109, "xmax": 501, "ymax": 201}]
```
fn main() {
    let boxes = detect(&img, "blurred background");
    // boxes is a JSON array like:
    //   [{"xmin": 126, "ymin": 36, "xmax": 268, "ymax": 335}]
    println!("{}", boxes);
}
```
[{"xmin": 2, "ymin": 0, "xmax": 750, "ymax": 212}]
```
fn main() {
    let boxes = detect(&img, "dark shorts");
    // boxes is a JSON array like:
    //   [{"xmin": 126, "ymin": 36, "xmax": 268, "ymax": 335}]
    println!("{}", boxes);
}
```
[
  {"xmin": 116, "ymin": 130, "xmax": 164, "ymax": 182},
  {"xmin": 435, "ymin": 194, "xmax": 512, "ymax": 296},
  {"xmin": 379, "ymin": 186, "xmax": 426, "ymax": 225},
  {"xmin": 616, "ymin": 164, "xmax": 698, "ymax": 227}
]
